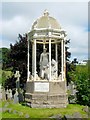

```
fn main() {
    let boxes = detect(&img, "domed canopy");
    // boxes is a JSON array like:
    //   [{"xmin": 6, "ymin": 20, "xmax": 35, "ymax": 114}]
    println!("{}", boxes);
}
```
[{"xmin": 32, "ymin": 10, "xmax": 61, "ymax": 30}]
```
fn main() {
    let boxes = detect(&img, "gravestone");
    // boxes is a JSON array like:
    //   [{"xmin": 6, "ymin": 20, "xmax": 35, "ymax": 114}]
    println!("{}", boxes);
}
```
[
  {"xmin": 1, "ymin": 89, "xmax": 6, "ymax": 101},
  {"xmin": 83, "ymin": 106, "xmax": 88, "ymax": 113},
  {"xmin": 63, "ymin": 114, "xmax": 73, "ymax": 119},
  {"xmin": 8, "ymin": 108, "xmax": 12, "ymax": 113},
  {"xmin": 9, "ymin": 89, "xmax": 12, "ymax": 100},
  {"xmin": 18, "ymin": 112, "xmax": 23, "ymax": 117},
  {"xmin": 5, "ymin": 89, "xmax": 9, "ymax": 100},
  {"xmin": 73, "ymin": 112, "xmax": 82, "ymax": 119},
  {"xmin": 49, "ymin": 114, "xmax": 62, "ymax": 120},
  {"xmin": 14, "ymin": 71, "xmax": 21, "ymax": 89},
  {"xmin": 25, "ymin": 114, "xmax": 30, "ymax": 118},
  {"xmin": 13, "ymin": 110, "xmax": 17, "ymax": 114},
  {"xmin": 8, "ymin": 89, "xmax": 12, "ymax": 100},
  {"xmin": 19, "ymin": 88, "xmax": 24, "ymax": 102},
  {"xmin": 13, "ymin": 89, "xmax": 19, "ymax": 104}
]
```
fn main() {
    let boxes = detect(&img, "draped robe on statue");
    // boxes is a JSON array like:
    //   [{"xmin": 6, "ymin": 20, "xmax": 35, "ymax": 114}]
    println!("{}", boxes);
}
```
[{"xmin": 40, "ymin": 52, "xmax": 49, "ymax": 78}]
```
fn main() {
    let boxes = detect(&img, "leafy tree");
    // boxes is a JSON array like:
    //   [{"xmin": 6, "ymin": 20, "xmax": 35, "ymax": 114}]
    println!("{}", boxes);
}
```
[
  {"xmin": 2, "ymin": 70, "xmax": 13, "ymax": 87},
  {"xmin": 1, "ymin": 48, "xmax": 10, "ymax": 69},
  {"xmin": 74, "ymin": 65, "xmax": 90, "ymax": 106}
]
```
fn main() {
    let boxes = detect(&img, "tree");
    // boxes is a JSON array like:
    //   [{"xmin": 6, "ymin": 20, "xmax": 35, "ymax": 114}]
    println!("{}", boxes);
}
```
[
  {"xmin": 74, "ymin": 65, "xmax": 90, "ymax": 106},
  {"xmin": 1, "ymin": 48, "xmax": 10, "ymax": 69}
]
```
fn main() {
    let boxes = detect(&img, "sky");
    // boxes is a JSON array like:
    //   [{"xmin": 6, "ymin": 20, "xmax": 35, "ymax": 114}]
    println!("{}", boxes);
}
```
[{"xmin": 0, "ymin": 1, "xmax": 89, "ymax": 61}]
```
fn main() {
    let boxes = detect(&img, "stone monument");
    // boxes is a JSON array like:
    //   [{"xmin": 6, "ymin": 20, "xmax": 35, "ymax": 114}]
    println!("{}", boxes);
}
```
[
  {"xmin": 40, "ymin": 48, "xmax": 49, "ymax": 79},
  {"xmin": 25, "ymin": 10, "xmax": 68, "ymax": 108},
  {"xmin": 15, "ymin": 71, "xmax": 21, "ymax": 89}
]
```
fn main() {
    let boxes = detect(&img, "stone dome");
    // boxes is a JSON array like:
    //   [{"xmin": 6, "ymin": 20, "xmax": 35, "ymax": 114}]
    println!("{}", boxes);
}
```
[{"xmin": 32, "ymin": 10, "xmax": 61, "ymax": 30}]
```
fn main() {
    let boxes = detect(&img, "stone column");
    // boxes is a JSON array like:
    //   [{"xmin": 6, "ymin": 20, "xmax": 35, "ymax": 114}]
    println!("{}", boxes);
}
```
[
  {"xmin": 49, "ymin": 39, "xmax": 51, "ymax": 81},
  {"xmin": 34, "ymin": 39, "xmax": 36, "ymax": 80},
  {"xmin": 55, "ymin": 43, "xmax": 58, "ymax": 78},
  {"xmin": 32, "ymin": 39, "xmax": 36, "ymax": 80},
  {"xmin": 63, "ymin": 40, "xmax": 66, "ymax": 80},
  {"xmin": 27, "ymin": 35, "xmax": 30, "ymax": 81},
  {"xmin": 61, "ymin": 40, "xmax": 64, "ymax": 81},
  {"xmin": 32, "ymin": 42, "xmax": 34, "ymax": 76}
]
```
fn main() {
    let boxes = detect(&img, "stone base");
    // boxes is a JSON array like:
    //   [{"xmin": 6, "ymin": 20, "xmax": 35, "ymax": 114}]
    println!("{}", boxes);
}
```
[{"xmin": 25, "ymin": 80, "xmax": 68, "ymax": 108}]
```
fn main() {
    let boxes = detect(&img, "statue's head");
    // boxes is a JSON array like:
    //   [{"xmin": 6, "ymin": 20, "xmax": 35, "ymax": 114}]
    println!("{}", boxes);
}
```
[{"xmin": 43, "ymin": 48, "xmax": 47, "ymax": 53}]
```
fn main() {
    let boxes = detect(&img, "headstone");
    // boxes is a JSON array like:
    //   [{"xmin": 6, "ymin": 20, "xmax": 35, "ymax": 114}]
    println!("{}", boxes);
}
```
[
  {"xmin": 19, "ymin": 112, "xmax": 23, "ymax": 117},
  {"xmin": 13, "ymin": 89, "xmax": 19, "ymax": 104},
  {"xmin": 14, "ymin": 71, "xmax": 21, "ymax": 89},
  {"xmin": 49, "ymin": 114, "xmax": 62, "ymax": 120},
  {"xmin": 8, "ymin": 89, "xmax": 12, "ymax": 100},
  {"xmin": 18, "ymin": 89, "xmax": 24, "ymax": 102},
  {"xmin": 83, "ymin": 106, "xmax": 88, "ymax": 113},
  {"xmin": 9, "ymin": 89, "xmax": 13, "ymax": 100},
  {"xmin": 25, "ymin": 114, "xmax": 30, "ymax": 118},
  {"xmin": 12, "ymin": 88, "xmax": 15, "ymax": 99},
  {"xmin": 73, "ymin": 112, "xmax": 82, "ymax": 119},
  {"xmin": 5, "ymin": 89, "xmax": 9, "ymax": 100},
  {"xmin": 2, "ymin": 89, "xmax": 6, "ymax": 101},
  {"xmin": 63, "ymin": 114, "xmax": 73, "ymax": 119},
  {"xmin": 8, "ymin": 108, "xmax": 12, "ymax": 113},
  {"xmin": 13, "ymin": 110, "xmax": 17, "ymax": 114}
]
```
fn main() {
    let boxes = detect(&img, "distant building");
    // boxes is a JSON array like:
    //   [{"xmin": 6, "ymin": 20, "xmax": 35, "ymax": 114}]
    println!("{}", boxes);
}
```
[{"xmin": 78, "ymin": 60, "xmax": 87, "ymax": 65}]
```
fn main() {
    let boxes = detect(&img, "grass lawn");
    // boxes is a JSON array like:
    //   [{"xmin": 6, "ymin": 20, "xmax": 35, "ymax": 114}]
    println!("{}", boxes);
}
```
[{"xmin": 1, "ymin": 100, "xmax": 88, "ymax": 119}]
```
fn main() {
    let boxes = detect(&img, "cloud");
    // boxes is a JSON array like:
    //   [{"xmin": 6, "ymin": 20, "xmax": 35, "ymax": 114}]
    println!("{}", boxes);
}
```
[
  {"xmin": 1, "ymin": 0, "xmax": 89, "ymax": 3},
  {"xmin": 66, "ymin": 24, "xmax": 88, "ymax": 60},
  {"xmin": 1, "ymin": 2, "xmax": 88, "ymax": 61},
  {"xmin": 2, "ymin": 16, "xmax": 32, "ymax": 44}
]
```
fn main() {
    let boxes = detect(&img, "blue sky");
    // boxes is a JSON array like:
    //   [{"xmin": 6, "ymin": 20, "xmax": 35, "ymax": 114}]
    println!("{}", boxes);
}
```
[{"xmin": 0, "ymin": 1, "xmax": 88, "ymax": 61}]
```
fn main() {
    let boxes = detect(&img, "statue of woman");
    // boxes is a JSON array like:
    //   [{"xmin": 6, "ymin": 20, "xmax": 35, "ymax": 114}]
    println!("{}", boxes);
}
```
[{"xmin": 40, "ymin": 48, "xmax": 49, "ymax": 78}]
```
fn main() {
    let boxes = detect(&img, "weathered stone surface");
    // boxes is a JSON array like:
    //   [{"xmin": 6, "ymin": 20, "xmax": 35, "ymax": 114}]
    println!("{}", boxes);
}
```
[
  {"xmin": 82, "ymin": 106, "xmax": 88, "ymax": 113},
  {"xmin": 18, "ymin": 111, "xmax": 23, "ymax": 116},
  {"xmin": 8, "ymin": 108, "xmax": 12, "ymax": 113},
  {"xmin": 72, "ymin": 112, "xmax": 82, "ymax": 118},
  {"xmin": 25, "ymin": 81, "xmax": 68, "ymax": 108},
  {"xmin": 49, "ymin": 114, "xmax": 62, "ymax": 120},
  {"xmin": 63, "ymin": 114, "xmax": 73, "ymax": 119},
  {"xmin": 13, "ymin": 110, "xmax": 18, "ymax": 114},
  {"xmin": 25, "ymin": 114, "xmax": 30, "ymax": 118},
  {"xmin": 13, "ymin": 90, "xmax": 19, "ymax": 104}
]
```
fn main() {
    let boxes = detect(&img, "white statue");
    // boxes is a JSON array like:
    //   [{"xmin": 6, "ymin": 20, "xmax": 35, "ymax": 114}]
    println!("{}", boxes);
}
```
[
  {"xmin": 51, "ymin": 59, "xmax": 57, "ymax": 79},
  {"xmin": 40, "ymin": 48, "xmax": 49, "ymax": 78},
  {"xmin": 40, "ymin": 48, "xmax": 57, "ymax": 80}
]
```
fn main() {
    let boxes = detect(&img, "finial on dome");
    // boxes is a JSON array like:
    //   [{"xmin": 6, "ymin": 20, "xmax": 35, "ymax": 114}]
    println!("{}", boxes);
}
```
[{"xmin": 43, "ymin": 9, "xmax": 49, "ymax": 16}]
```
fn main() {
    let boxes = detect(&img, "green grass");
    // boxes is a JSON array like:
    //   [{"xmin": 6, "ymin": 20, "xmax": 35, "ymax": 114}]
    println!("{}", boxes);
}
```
[{"xmin": 1, "ymin": 100, "xmax": 88, "ymax": 118}]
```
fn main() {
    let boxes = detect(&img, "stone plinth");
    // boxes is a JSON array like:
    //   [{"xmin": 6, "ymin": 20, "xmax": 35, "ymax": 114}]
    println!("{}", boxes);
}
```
[{"xmin": 25, "ymin": 80, "xmax": 68, "ymax": 108}]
